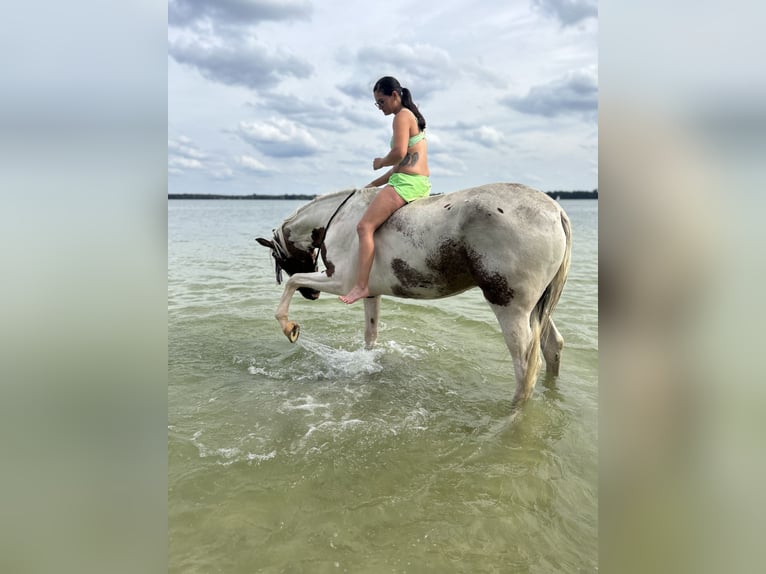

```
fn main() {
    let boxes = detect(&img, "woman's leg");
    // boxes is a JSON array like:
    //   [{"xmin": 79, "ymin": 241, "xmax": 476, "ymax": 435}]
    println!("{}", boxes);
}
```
[{"xmin": 340, "ymin": 186, "xmax": 405, "ymax": 304}]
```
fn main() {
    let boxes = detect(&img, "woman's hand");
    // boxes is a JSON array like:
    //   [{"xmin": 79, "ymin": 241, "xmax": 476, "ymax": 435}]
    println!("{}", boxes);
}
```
[{"xmin": 373, "ymin": 157, "xmax": 385, "ymax": 170}]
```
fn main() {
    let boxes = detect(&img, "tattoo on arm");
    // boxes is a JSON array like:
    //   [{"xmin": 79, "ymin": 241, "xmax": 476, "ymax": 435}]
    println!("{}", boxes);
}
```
[{"xmin": 398, "ymin": 151, "xmax": 419, "ymax": 167}]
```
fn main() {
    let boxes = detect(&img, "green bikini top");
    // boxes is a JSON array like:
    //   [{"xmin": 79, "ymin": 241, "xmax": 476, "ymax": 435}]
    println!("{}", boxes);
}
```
[{"xmin": 391, "ymin": 130, "xmax": 426, "ymax": 148}]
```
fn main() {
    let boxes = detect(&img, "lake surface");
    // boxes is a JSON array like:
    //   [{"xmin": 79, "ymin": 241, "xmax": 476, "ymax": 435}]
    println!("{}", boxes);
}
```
[{"xmin": 168, "ymin": 197, "xmax": 598, "ymax": 573}]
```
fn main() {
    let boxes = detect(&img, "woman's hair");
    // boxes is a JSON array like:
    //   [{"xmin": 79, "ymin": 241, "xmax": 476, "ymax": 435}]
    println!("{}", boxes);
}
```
[{"xmin": 374, "ymin": 76, "xmax": 426, "ymax": 131}]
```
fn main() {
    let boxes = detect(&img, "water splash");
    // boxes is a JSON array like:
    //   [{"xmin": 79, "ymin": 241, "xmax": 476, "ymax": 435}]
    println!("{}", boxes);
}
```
[
  {"xmin": 295, "ymin": 336, "xmax": 426, "ymax": 378},
  {"xmin": 296, "ymin": 337, "xmax": 386, "ymax": 377}
]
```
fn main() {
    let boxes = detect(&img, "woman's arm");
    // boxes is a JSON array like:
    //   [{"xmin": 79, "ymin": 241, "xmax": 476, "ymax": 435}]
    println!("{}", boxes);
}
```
[
  {"xmin": 366, "ymin": 168, "xmax": 394, "ymax": 188},
  {"xmin": 373, "ymin": 112, "xmax": 410, "ymax": 169}
]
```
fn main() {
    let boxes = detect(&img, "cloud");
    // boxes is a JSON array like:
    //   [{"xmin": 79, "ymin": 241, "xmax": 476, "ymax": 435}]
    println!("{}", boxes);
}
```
[
  {"xmin": 502, "ymin": 67, "xmax": 597, "ymax": 118},
  {"xmin": 251, "ymin": 93, "xmax": 378, "ymax": 132},
  {"xmin": 464, "ymin": 64, "xmax": 508, "ymax": 90},
  {"xmin": 168, "ymin": 136, "xmax": 208, "ymax": 174},
  {"xmin": 236, "ymin": 155, "xmax": 271, "ymax": 172},
  {"xmin": 237, "ymin": 117, "xmax": 321, "ymax": 157},
  {"xmin": 210, "ymin": 167, "xmax": 236, "ymax": 181},
  {"xmin": 531, "ymin": 0, "xmax": 597, "ymax": 27},
  {"xmin": 169, "ymin": 0, "xmax": 312, "ymax": 28},
  {"xmin": 169, "ymin": 156, "xmax": 203, "ymax": 170},
  {"xmin": 168, "ymin": 136, "xmax": 206, "ymax": 160},
  {"xmin": 168, "ymin": 35, "xmax": 313, "ymax": 90},
  {"xmin": 168, "ymin": 1, "xmax": 314, "ymax": 92},
  {"xmin": 351, "ymin": 44, "xmax": 454, "ymax": 99},
  {"xmin": 441, "ymin": 123, "xmax": 509, "ymax": 149},
  {"xmin": 472, "ymin": 126, "xmax": 506, "ymax": 147},
  {"xmin": 250, "ymin": 93, "xmax": 353, "ymax": 131},
  {"xmin": 339, "ymin": 42, "xmax": 507, "ymax": 105},
  {"xmin": 336, "ymin": 81, "xmax": 374, "ymax": 102},
  {"xmin": 169, "ymin": 135, "xmax": 237, "ymax": 180}
]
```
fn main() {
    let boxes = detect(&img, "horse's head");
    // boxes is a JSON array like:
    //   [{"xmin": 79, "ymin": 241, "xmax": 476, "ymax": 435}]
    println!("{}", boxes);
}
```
[
  {"xmin": 256, "ymin": 227, "xmax": 321, "ymax": 300},
  {"xmin": 255, "ymin": 190, "xmax": 361, "ymax": 301}
]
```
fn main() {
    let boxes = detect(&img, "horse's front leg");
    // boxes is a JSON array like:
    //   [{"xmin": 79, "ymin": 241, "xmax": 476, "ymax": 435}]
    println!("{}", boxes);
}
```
[
  {"xmin": 363, "ymin": 296, "xmax": 381, "ymax": 349},
  {"xmin": 275, "ymin": 281, "xmax": 301, "ymax": 342},
  {"xmin": 274, "ymin": 271, "xmax": 344, "ymax": 343}
]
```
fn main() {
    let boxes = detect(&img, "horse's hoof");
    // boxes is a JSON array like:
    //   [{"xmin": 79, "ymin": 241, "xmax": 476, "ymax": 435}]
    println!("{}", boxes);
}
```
[{"xmin": 285, "ymin": 322, "xmax": 300, "ymax": 343}]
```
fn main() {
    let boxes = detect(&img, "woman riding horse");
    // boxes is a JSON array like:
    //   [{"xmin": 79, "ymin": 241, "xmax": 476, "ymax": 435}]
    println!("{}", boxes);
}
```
[{"xmin": 340, "ymin": 76, "xmax": 431, "ymax": 304}]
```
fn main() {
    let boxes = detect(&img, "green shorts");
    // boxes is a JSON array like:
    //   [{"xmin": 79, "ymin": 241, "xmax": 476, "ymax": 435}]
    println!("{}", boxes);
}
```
[{"xmin": 388, "ymin": 172, "xmax": 431, "ymax": 203}]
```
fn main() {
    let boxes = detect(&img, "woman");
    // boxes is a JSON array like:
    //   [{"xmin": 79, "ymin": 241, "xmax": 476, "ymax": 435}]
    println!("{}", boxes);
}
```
[{"xmin": 340, "ymin": 76, "xmax": 431, "ymax": 304}]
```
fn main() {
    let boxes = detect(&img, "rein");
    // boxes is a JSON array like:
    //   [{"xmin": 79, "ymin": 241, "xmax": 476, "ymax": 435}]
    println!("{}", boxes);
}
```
[{"xmin": 316, "ymin": 189, "xmax": 357, "ymax": 268}]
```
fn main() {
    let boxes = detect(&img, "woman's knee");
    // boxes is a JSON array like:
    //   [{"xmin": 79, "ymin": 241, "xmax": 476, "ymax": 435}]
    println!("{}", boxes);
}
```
[{"xmin": 356, "ymin": 219, "xmax": 375, "ymax": 236}]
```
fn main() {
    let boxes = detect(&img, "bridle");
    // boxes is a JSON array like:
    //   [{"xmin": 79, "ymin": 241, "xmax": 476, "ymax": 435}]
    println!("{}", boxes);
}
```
[{"xmin": 270, "ymin": 226, "xmax": 292, "ymax": 285}]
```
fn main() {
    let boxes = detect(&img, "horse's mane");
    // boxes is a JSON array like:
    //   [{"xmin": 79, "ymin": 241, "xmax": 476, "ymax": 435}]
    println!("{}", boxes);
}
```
[{"xmin": 282, "ymin": 188, "xmax": 371, "ymax": 225}]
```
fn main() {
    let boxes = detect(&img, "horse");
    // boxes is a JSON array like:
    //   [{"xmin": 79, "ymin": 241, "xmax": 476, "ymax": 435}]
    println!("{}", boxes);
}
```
[{"xmin": 256, "ymin": 182, "xmax": 571, "ymax": 402}]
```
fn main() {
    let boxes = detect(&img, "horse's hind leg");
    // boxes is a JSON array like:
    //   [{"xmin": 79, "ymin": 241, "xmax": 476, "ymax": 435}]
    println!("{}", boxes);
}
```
[
  {"xmin": 363, "ymin": 296, "xmax": 381, "ymax": 349},
  {"xmin": 541, "ymin": 318, "xmax": 564, "ymax": 376},
  {"xmin": 489, "ymin": 303, "xmax": 543, "ymax": 403}
]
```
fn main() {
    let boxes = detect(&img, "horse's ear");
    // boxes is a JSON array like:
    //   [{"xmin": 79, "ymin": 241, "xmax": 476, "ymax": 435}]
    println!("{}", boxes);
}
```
[{"xmin": 256, "ymin": 237, "xmax": 274, "ymax": 249}]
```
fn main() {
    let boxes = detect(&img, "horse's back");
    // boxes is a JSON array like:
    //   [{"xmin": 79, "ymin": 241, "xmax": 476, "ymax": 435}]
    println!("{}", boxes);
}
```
[
  {"xmin": 417, "ymin": 182, "xmax": 561, "ymax": 218},
  {"xmin": 373, "ymin": 183, "xmax": 568, "ymax": 302},
  {"xmin": 391, "ymin": 183, "xmax": 566, "ymax": 253}
]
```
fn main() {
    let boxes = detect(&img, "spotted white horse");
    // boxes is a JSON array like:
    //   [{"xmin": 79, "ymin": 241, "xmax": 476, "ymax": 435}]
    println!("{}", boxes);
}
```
[{"xmin": 256, "ymin": 183, "xmax": 571, "ymax": 402}]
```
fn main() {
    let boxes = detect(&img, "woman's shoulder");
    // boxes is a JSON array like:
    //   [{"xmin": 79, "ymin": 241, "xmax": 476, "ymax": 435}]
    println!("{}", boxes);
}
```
[{"xmin": 394, "ymin": 108, "xmax": 419, "ymax": 129}]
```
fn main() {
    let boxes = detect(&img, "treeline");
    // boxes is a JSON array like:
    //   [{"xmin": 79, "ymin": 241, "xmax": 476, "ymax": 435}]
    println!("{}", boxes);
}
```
[
  {"xmin": 169, "ymin": 189, "xmax": 598, "ymax": 201},
  {"xmin": 545, "ymin": 189, "xmax": 598, "ymax": 200}
]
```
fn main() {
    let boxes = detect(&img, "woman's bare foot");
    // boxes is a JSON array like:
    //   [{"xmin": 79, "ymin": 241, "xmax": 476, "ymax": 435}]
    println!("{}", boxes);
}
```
[{"xmin": 339, "ymin": 285, "xmax": 369, "ymax": 304}]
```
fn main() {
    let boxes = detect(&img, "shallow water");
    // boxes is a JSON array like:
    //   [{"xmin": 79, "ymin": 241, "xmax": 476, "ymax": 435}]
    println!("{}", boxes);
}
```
[{"xmin": 169, "ymin": 198, "xmax": 598, "ymax": 573}]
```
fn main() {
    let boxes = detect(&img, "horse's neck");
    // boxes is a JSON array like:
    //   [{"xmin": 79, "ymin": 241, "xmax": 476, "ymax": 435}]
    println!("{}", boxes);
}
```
[{"xmin": 285, "ymin": 190, "xmax": 356, "ymax": 246}]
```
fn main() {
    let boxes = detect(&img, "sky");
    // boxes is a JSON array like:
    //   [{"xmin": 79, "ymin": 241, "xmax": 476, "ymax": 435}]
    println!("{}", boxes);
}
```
[{"xmin": 168, "ymin": 0, "xmax": 598, "ymax": 196}]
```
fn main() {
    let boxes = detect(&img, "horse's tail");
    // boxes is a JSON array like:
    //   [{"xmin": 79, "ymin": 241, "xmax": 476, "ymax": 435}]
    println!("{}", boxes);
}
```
[
  {"xmin": 521, "ymin": 211, "xmax": 572, "ymax": 395},
  {"xmin": 536, "ymin": 211, "xmax": 572, "ymax": 341},
  {"xmin": 520, "ymin": 316, "xmax": 544, "ymax": 400}
]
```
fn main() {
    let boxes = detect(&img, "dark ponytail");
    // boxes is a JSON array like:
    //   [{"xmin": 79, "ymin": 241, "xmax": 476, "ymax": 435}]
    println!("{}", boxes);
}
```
[
  {"xmin": 373, "ymin": 76, "xmax": 426, "ymax": 131},
  {"xmin": 400, "ymin": 87, "xmax": 426, "ymax": 131}
]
